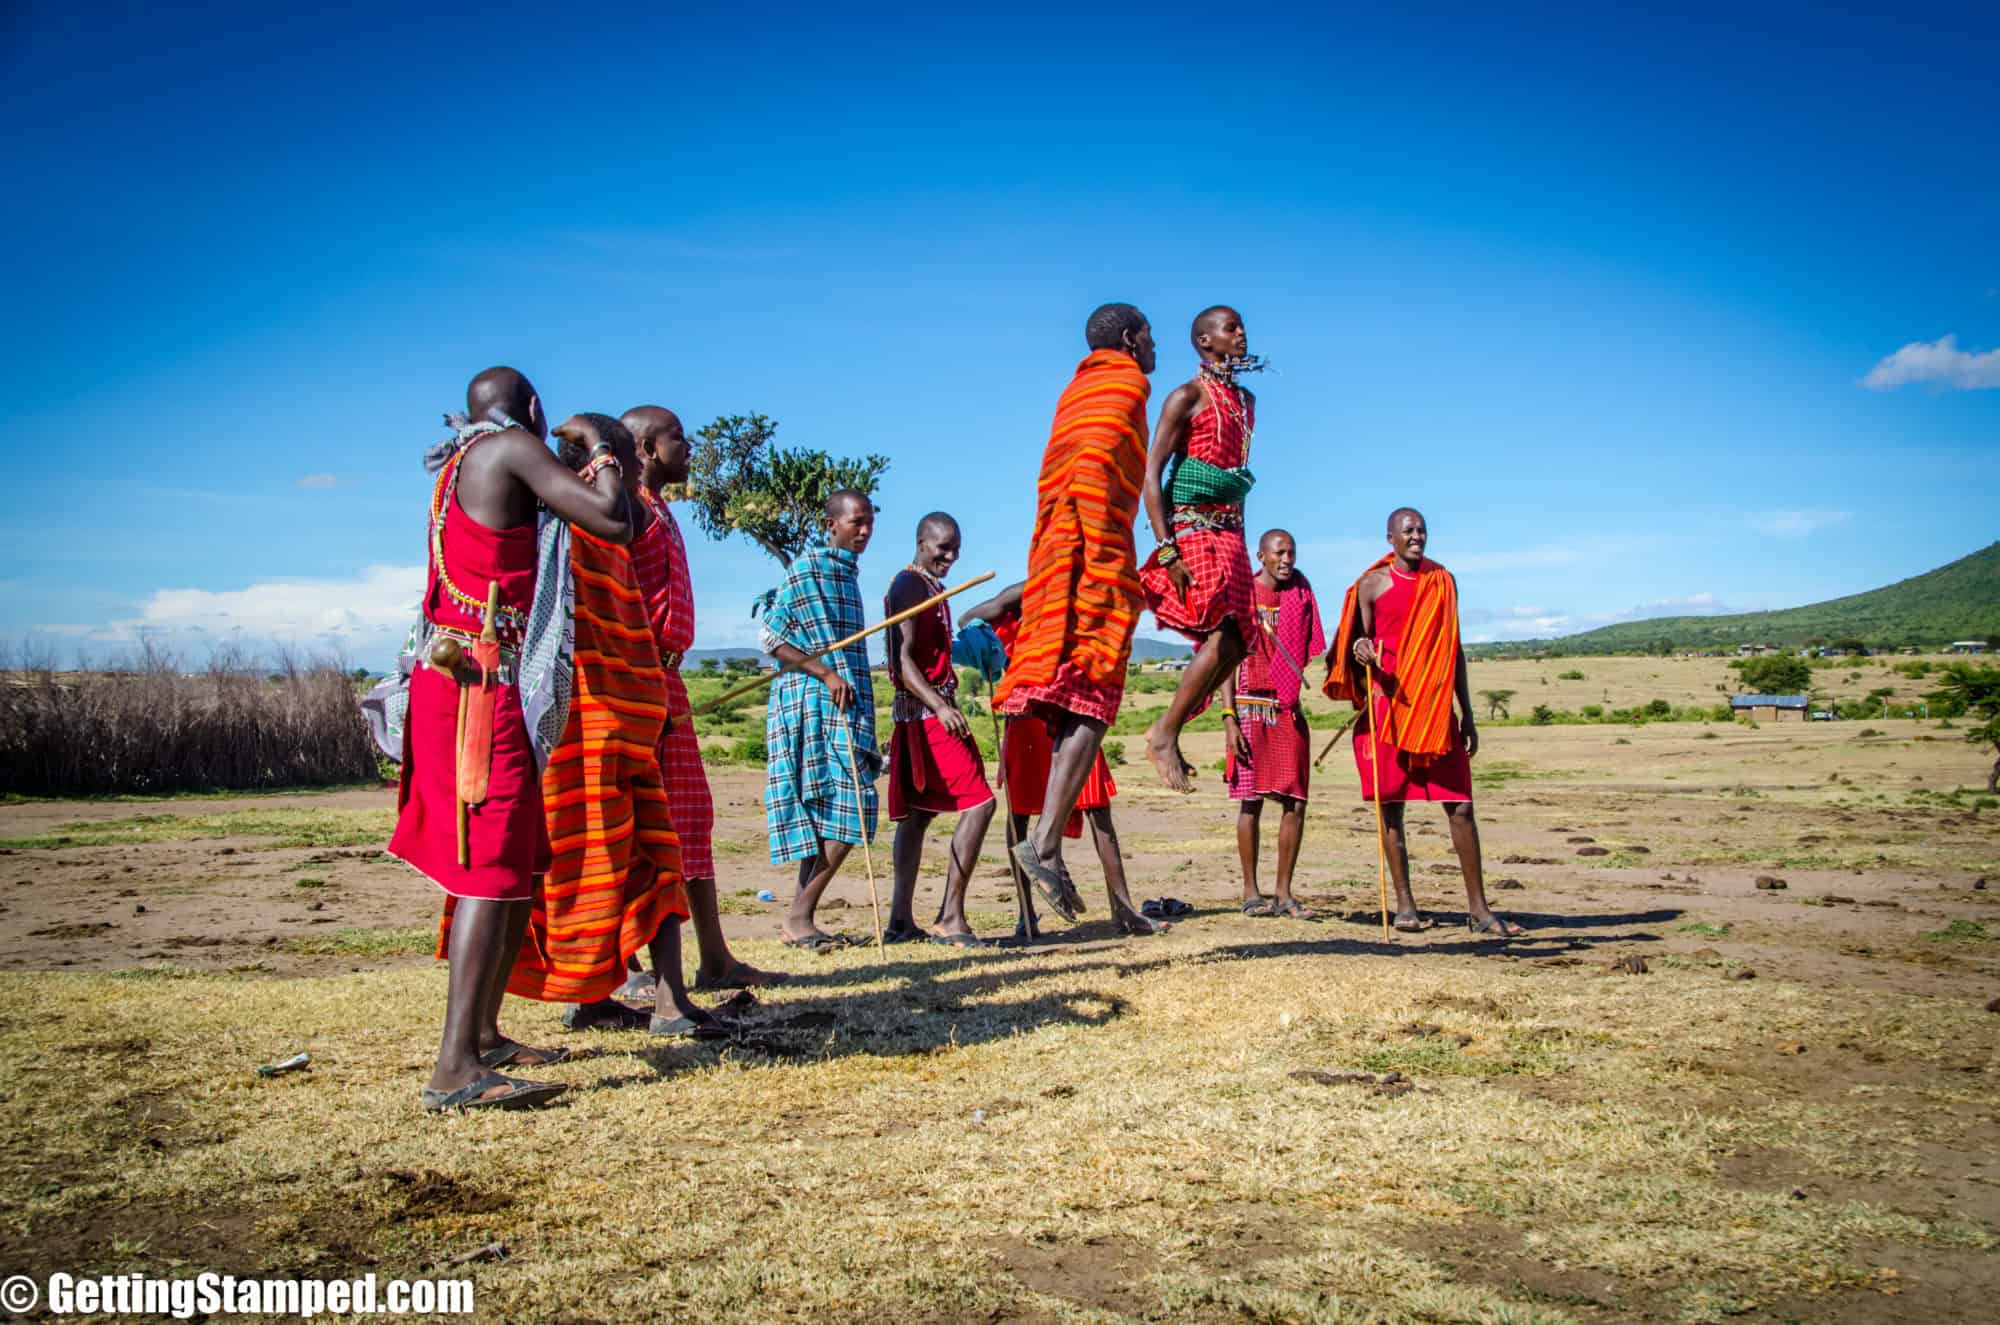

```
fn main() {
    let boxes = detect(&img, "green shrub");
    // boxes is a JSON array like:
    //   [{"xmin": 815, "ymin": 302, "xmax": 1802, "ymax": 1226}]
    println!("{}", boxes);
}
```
[
  {"xmin": 1557, "ymin": 669, "xmax": 1586, "ymax": 681},
  {"xmin": 1645, "ymin": 698, "xmax": 1672, "ymax": 718},
  {"xmin": 1530, "ymin": 705, "xmax": 1555, "ymax": 726},
  {"xmin": 1102, "ymin": 739, "xmax": 1126, "ymax": 766}
]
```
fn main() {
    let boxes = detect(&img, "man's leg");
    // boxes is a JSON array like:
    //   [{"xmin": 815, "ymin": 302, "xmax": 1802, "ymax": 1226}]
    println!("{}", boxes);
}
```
[
  {"xmin": 783, "ymin": 839, "xmax": 854, "ymax": 942},
  {"xmin": 1380, "ymin": 801, "xmax": 1423, "ymax": 929},
  {"xmin": 1145, "ymin": 623, "xmax": 1248, "ymax": 793},
  {"xmin": 1009, "ymin": 811, "xmax": 1041, "ymax": 938},
  {"xmin": 1086, "ymin": 807, "xmax": 1164, "ymax": 935},
  {"xmin": 1445, "ymin": 801, "xmax": 1521, "ymax": 935},
  {"xmin": 934, "ymin": 798, "xmax": 996, "ymax": 937},
  {"xmin": 683, "ymin": 877, "xmax": 782, "ymax": 987},
  {"xmin": 1028, "ymin": 712, "xmax": 1107, "ymax": 867},
  {"xmin": 649, "ymin": 916, "xmax": 726, "ymax": 1029},
  {"xmin": 434, "ymin": 898, "xmax": 553, "ymax": 1094},
  {"xmin": 890, "ymin": 809, "xmax": 936, "ymax": 934},
  {"xmin": 1236, "ymin": 798, "xmax": 1265, "ymax": 904},
  {"xmin": 470, "ymin": 896, "xmax": 569, "ymax": 1060},
  {"xmin": 1273, "ymin": 795, "xmax": 1307, "ymax": 908}
]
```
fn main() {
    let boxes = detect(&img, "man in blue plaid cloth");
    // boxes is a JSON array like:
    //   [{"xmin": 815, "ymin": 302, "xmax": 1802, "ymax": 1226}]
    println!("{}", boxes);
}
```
[{"xmin": 758, "ymin": 490, "xmax": 881, "ymax": 950}]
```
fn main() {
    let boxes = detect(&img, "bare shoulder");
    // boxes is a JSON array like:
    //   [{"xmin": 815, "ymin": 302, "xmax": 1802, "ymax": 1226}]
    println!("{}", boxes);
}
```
[
  {"xmin": 1164, "ymin": 381, "xmax": 1203, "ymax": 410},
  {"xmin": 1357, "ymin": 567, "xmax": 1393, "ymax": 600}
]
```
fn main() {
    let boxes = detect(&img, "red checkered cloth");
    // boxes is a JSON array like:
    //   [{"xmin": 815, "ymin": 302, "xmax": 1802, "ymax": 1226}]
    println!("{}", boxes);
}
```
[
  {"xmin": 1139, "ymin": 522, "xmax": 1258, "ymax": 643},
  {"xmin": 1227, "ymin": 704, "xmax": 1311, "ymax": 802},
  {"xmin": 632, "ymin": 501, "xmax": 716, "ymax": 878}
]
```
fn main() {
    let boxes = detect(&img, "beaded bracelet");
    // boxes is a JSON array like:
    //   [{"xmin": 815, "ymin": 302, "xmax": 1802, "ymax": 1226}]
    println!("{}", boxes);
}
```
[{"xmin": 1156, "ymin": 542, "xmax": 1181, "ymax": 566}]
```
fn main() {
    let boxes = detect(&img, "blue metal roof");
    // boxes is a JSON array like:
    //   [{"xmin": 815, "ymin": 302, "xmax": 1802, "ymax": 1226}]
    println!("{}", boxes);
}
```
[{"xmin": 1730, "ymin": 694, "xmax": 1808, "ymax": 708}]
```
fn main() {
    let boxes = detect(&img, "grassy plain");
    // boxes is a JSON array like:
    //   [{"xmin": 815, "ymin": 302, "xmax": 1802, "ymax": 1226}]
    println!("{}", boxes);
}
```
[{"xmin": 0, "ymin": 699, "xmax": 1996, "ymax": 1322}]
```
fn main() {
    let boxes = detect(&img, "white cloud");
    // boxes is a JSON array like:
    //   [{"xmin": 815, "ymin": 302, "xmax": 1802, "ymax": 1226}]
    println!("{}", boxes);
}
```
[
  {"xmin": 1752, "ymin": 509, "xmax": 1851, "ymax": 538},
  {"xmin": 1860, "ymin": 334, "xmax": 2000, "ymax": 391},
  {"xmin": 296, "ymin": 473, "xmax": 338, "ymax": 490},
  {"xmin": 43, "ymin": 565, "xmax": 425, "ymax": 657}
]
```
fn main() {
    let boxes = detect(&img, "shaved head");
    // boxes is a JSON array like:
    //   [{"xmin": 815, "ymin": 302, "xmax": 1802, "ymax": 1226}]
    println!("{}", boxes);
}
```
[
  {"xmin": 1387, "ymin": 506, "xmax": 1425, "ymax": 534},
  {"xmin": 918, "ymin": 511, "xmax": 959, "ymax": 540},
  {"xmin": 467, "ymin": 366, "xmax": 542, "ymax": 437},
  {"xmin": 1258, "ymin": 527, "xmax": 1294, "ymax": 554},
  {"xmin": 620, "ymin": 405, "xmax": 683, "ymax": 446},
  {"xmin": 827, "ymin": 488, "xmax": 874, "ymax": 520},
  {"xmin": 1191, "ymin": 305, "xmax": 1237, "ymax": 346}
]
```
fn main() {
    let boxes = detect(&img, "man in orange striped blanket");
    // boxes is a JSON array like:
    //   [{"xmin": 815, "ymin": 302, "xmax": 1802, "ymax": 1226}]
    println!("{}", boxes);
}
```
[
  {"xmin": 994, "ymin": 303, "xmax": 1165, "ymax": 933},
  {"xmin": 1324, "ymin": 508, "xmax": 1523, "ymax": 938},
  {"xmin": 440, "ymin": 414, "xmax": 729, "ymax": 1039}
]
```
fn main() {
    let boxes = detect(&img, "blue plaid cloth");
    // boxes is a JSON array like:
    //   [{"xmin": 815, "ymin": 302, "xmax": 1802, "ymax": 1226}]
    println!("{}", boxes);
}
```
[{"xmin": 758, "ymin": 545, "xmax": 879, "ymax": 862}]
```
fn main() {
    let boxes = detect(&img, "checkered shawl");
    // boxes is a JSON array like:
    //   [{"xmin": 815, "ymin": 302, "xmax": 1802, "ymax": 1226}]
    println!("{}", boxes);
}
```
[{"xmin": 758, "ymin": 544, "xmax": 879, "ymax": 861}]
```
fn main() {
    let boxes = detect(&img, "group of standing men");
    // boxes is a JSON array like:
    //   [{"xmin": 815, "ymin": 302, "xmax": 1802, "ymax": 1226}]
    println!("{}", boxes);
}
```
[{"xmin": 389, "ymin": 303, "xmax": 1522, "ymax": 1113}]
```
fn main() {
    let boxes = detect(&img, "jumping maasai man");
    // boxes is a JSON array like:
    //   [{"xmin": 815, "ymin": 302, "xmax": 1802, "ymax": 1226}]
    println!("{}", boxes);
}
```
[
  {"xmin": 1138, "ymin": 306, "xmax": 1262, "ymax": 793},
  {"xmin": 387, "ymin": 369, "xmax": 632, "ymax": 1112},
  {"xmin": 1224, "ymin": 530, "xmax": 1326, "ymax": 920},
  {"xmin": 1325, "ymin": 508, "xmax": 1523, "ymax": 938},
  {"xmin": 995, "ymin": 302, "xmax": 1165, "ymax": 933},
  {"xmin": 463, "ymin": 413, "xmax": 726, "ymax": 1040},
  {"xmin": 759, "ymin": 490, "xmax": 879, "ymax": 951},
  {"xmin": 959, "ymin": 580, "xmax": 1156, "ymax": 937},
  {"xmin": 616, "ymin": 404, "xmax": 784, "ymax": 998},
  {"xmin": 883, "ymin": 513, "xmax": 997, "ymax": 946}
]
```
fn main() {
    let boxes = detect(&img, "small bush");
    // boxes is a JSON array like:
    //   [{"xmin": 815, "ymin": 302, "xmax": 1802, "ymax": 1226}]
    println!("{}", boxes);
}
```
[
  {"xmin": 1557, "ymin": 669, "xmax": 1586, "ymax": 681},
  {"xmin": 1102, "ymin": 739, "xmax": 1126, "ymax": 766},
  {"xmin": 1529, "ymin": 705, "xmax": 1555, "ymax": 726},
  {"xmin": 1580, "ymin": 704, "xmax": 1604, "ymax": 720},
  {"xmin": 1645, "ymin": 698, "xmax": 1672, "ymax": 718}
]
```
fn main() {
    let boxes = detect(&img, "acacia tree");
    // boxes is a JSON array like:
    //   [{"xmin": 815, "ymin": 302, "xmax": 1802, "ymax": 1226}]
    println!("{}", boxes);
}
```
[
  {"xmin": 1480, "ymin": 688, "xmax": 1517, "ymax": 719},
  {"xmin": 683, "ymin": 413, "xmax": 889, "ymax": 566},
  {"xmin": 1930, "ymin": 663, "xmax": 2000, "ymax": 793}
]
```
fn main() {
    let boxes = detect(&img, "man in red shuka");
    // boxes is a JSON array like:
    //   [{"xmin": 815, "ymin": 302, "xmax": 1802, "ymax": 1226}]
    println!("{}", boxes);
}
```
[
  {"xmin": 1138, "ymin": 306, "xmax": 1262, "ymax": 794},
  {"xmin": 884, "ymin": 513, "xmax": 998, "ymax": 946},
  {"xmin": 1327, "ymin": 507, "xmax": 1523, "ymax": 939}
]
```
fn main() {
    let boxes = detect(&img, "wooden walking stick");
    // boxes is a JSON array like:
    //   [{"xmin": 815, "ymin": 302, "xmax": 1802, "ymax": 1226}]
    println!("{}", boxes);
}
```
[
  {"xmin": 1365, "ymin": 661, "xmax": 1391, "ymax": 941},
  {"xmin": 692, "ymin": 571, "xmax": 995, "ymax": 717},
  {"xmin": 837, "ymin": 714, "xmax": 885, "ymax": 949}
]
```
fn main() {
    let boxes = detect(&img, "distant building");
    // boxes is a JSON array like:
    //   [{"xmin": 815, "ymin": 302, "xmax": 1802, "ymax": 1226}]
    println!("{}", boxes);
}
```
[
  {"xmin": 1730, "ymin": 694, "xmax": 1808, "ymax": 723},
  {"xmin": 1948, "ymin": 640, "xmax": 1989, "ymax": 654},
  {"xmin": 1736, "ymin": 643, "xmax": 1775, "ymax": 656}
]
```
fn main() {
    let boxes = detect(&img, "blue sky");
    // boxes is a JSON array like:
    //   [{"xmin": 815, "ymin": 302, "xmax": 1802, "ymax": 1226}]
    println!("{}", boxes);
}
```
[{"xmin": 3, "ymin": 2, "xmax": 1995, "ymax": 664}]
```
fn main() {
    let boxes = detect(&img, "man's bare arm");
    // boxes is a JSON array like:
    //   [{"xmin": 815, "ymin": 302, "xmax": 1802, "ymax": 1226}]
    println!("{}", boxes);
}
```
[
  {"xmin": 1142, "ymin": 385, "xmax": 1197, "ymax": 547},
  {"xmin": 957, "ymin": 580, "xmax": 1024, "ymax": 630},
  {"xmin": 501, "ymin": 434, "xmax": 631, "ymax": 543}
]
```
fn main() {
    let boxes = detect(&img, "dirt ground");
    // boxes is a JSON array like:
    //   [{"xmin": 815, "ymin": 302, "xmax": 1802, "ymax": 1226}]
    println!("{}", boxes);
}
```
[{"xmin": 1, "ymin": 715, "xmax": 1995, "ymax": 1321}]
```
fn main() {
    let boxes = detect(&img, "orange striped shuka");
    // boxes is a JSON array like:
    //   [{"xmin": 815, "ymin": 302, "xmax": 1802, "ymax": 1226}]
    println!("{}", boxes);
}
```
[
  {"xmin": 1324, "ymin": 555, "xmax": 1461, "ymax": 767},
  {"xmin": 440, "ymin": 526, "xmax": 689, "ymax": 1003},
  {"xmin": 994, "ymin": 349, "xmax": 1151, "ymax": 722}
]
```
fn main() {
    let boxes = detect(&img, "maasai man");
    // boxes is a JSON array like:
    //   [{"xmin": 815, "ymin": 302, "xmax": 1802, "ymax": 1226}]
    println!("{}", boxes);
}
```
[
  {"xmin": 995, "ymin": 302, "xmax": 1163, "ymax": 927},
  {"xmin": 467, "ymin": 414, "xmax": 725, "ymax": 1039},
  {"xmin": 759, "ymin": 490, "xmax": 879, "ymax": 950},
  {"xmin": 959, "ymin": 581, "xmax": 1158, "ymax": 937},
  {"xmin": 1224, "ymin": 530, "xmax": 1326, "ymax": 920},
  {"xmin": 1325, "ymin": 508, "xmax": 1523, "ymax": 938},
  {"xmin": 387, "ymin": 369, "xmax": 631, "ymax": 1112},
  {"xmin": 617, "ymin": 404, "xmax": 784, "ymax": 996},
  {"xmin": 883, "ymin": 513, "xmax": 997, "ymax": 945},
  {"xmin": 1137, "ymin": 306, "xmax": 1261, "ymax": 793}
]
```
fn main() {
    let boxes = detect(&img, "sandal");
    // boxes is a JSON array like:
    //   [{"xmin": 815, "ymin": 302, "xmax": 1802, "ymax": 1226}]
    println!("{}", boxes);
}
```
[
  {"xmin": 1271, "ymin": 899, "xmax": 1317, "ymax": 921},
  {"xmin": 692, "ymin": 961, "xmax": 787, "ymax": 992},
  {"xmin": 1467, "ymin": 914, "xmax": 1525, "ymax": 939},
  {"xmin": 421, "ymin": 1072, "xmax": 567, "ymax": 1113},
  {"xmin": 1392, "ymin": 913, "xmax": 1436, "ymax": 933},
  {"xmin": 477, "ymin": 1040, "xmax": 572, "ymax": 1069},
  {"xmin": 1012, "ymin": 841, "xmax": 1078, "ymax": 922},
  {"xmin": 1242, "ymin": 897, "xmax": 1277, "ymax": 917},
  {"xmin": 882, "ymin": 924, "xmax": 931, "ymax": 945},
  {"xmin": 928, "ymin": 931, "xmax": 988, "ymax": 948}
]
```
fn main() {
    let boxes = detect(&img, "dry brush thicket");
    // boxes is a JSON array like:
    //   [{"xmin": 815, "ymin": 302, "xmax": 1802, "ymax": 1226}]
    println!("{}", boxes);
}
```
[{"xmin": 0, "ymin": 645, "xmax": 379, "ymax": 797}]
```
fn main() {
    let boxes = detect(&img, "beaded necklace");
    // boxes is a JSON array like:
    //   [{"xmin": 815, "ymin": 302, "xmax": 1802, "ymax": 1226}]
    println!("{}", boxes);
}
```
[
  {"xmin": 428, "ymin": 435, "xmax": 528, "ymax": 640},
  {"xmin": 1196, "ymin": 365, "xmax": 1253, "ymax": 466}
]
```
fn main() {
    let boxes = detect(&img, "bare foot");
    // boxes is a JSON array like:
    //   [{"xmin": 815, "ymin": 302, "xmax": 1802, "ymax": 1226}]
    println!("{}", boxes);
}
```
[
  {"xmin": 1114, "ymin": 908, "xmax": 1171, "ymax": 937},
  {"xmin": 1145, "ymin": 720, "xmax": 1196, "ymax": 793}
]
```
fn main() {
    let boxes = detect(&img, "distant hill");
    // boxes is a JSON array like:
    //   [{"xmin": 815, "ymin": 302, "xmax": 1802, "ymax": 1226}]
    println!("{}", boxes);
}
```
[
  {"xmin": 1131, "ymin": 636, "xmax": 1194, "ymax": 661},
  {"xmin": 1481, "ymin": 542, "xmax": 2000, "ymax": 655}
]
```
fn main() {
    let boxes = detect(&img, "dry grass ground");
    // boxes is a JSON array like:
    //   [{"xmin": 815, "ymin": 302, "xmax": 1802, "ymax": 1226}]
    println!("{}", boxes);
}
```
[{"xmin": 1, "ymin": 713, "xmax": 1996, "ymax": 1322}]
